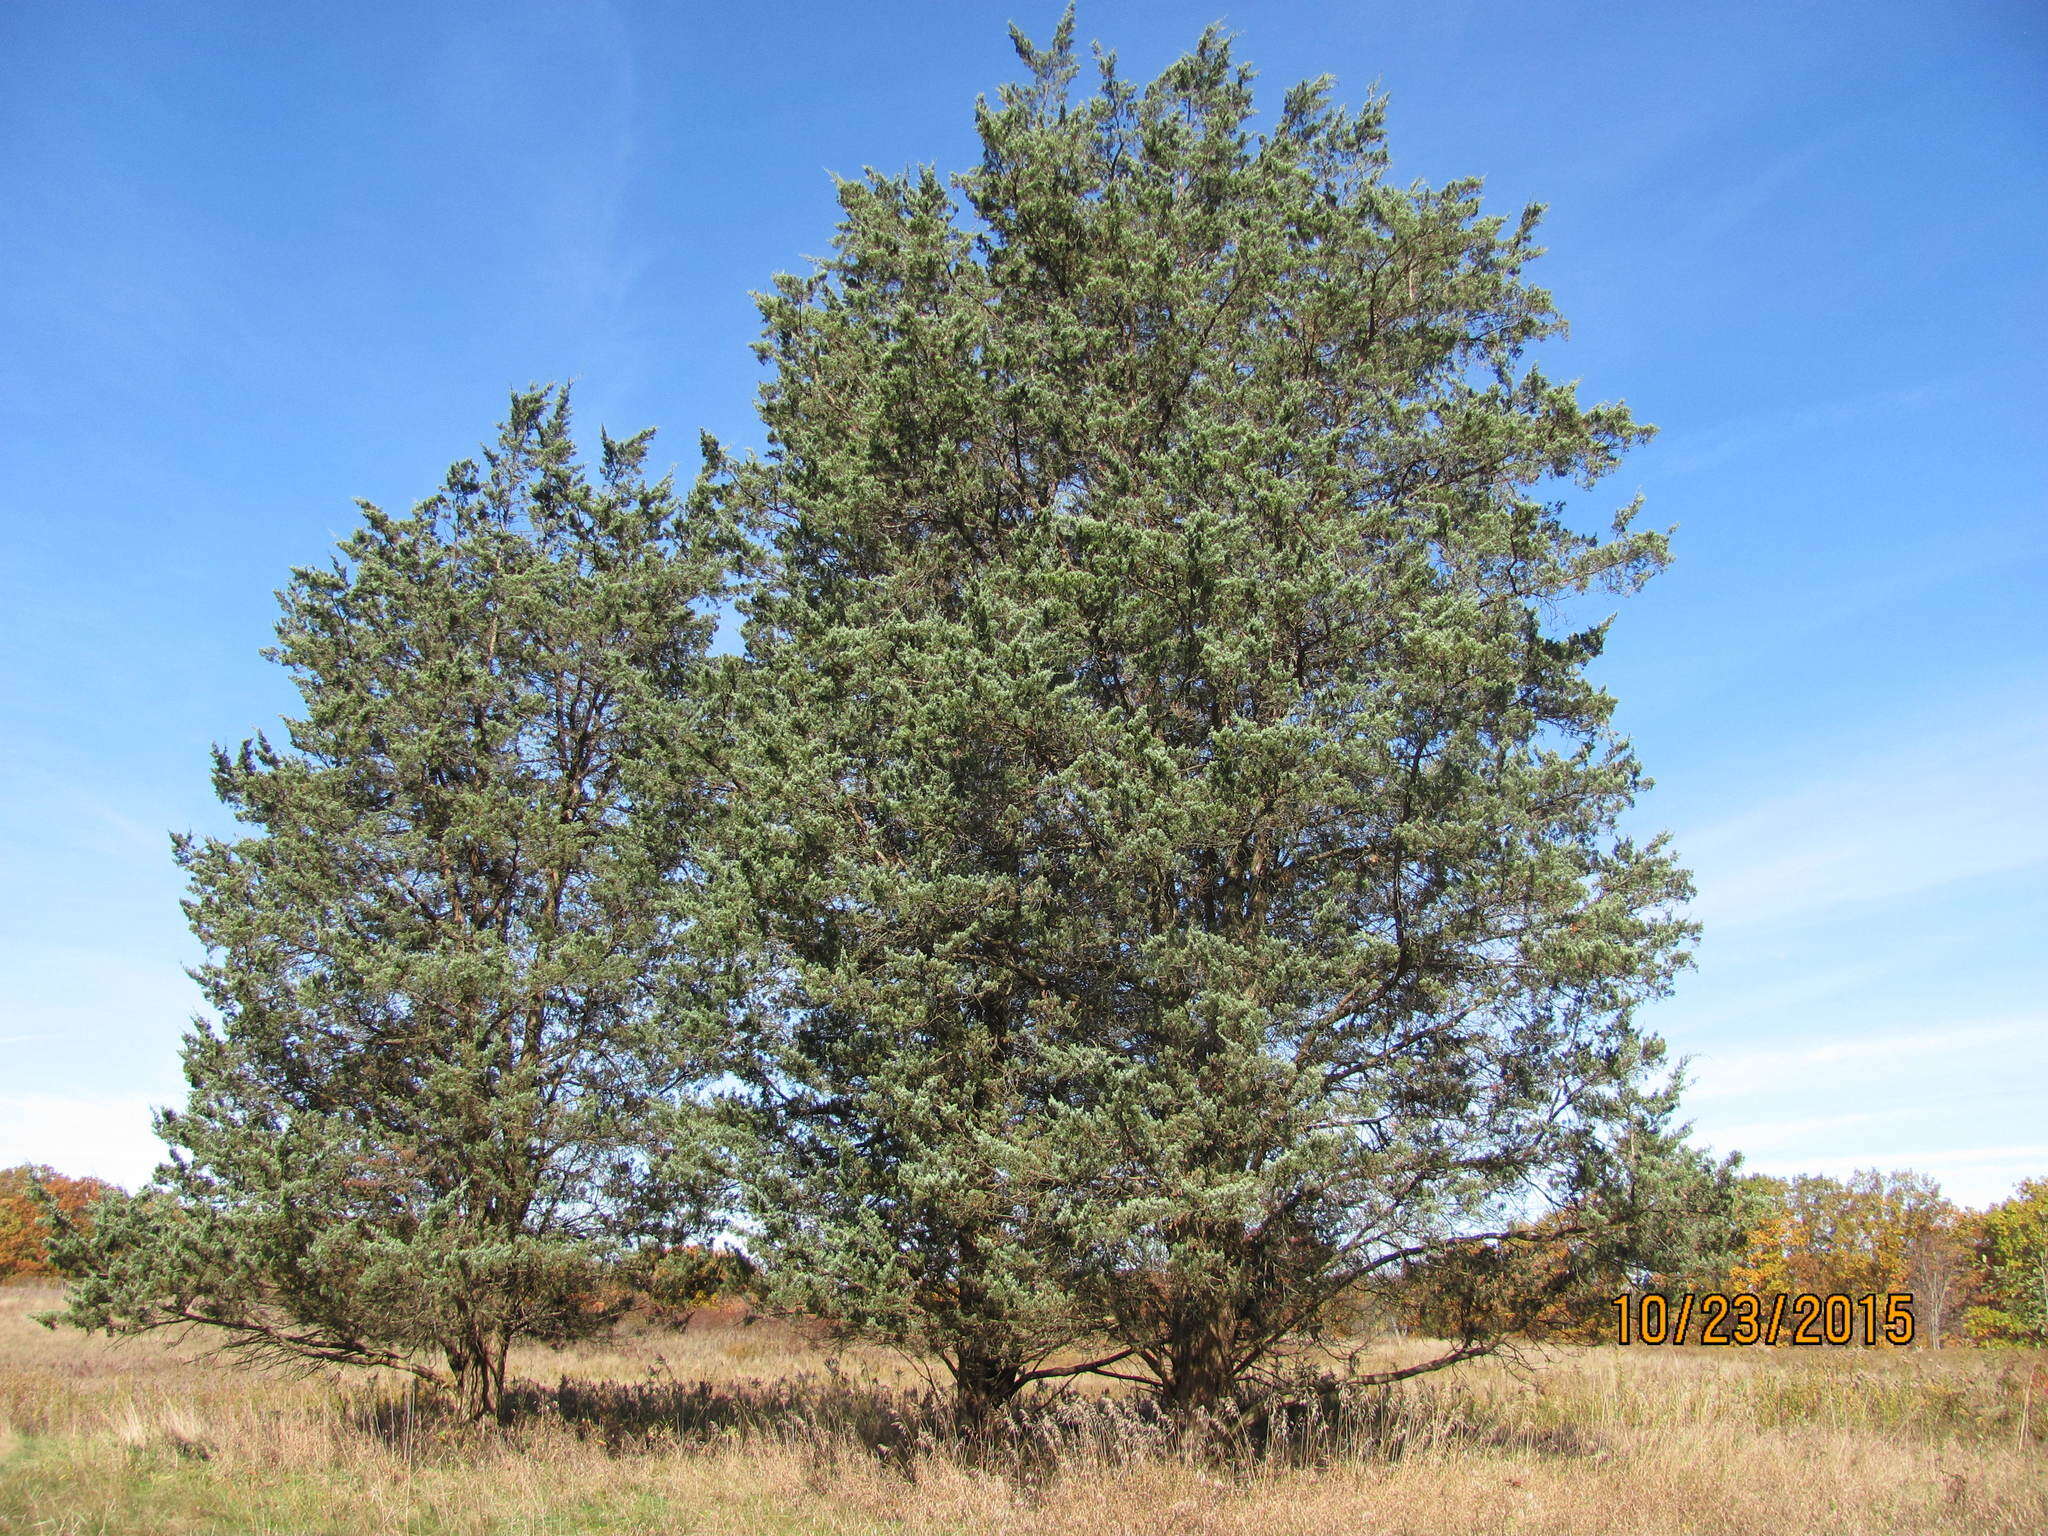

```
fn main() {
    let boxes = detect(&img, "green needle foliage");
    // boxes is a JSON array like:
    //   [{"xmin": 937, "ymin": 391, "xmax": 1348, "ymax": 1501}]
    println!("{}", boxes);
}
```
[
  {"xmin": 45, "ymin": 388, "xmax": 729, "ymax": 1420},
  {"xmin": 709, "ymin": 12, "xmax": 1697, "ymax": 1426}
]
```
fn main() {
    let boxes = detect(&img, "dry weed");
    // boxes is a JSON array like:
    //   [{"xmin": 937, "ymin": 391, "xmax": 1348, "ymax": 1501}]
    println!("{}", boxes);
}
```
[{"xmin": 1, "ymin": 1281, "xmax": 2042, "ymax": 1534}]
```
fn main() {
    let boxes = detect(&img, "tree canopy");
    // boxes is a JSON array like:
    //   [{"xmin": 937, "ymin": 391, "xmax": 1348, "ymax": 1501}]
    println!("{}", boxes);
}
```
[
  {"xmin": 45, "ymin": 14, "xmax": 1736, "ymax": 1435},
  {"xmin": 45, "ymin": 388, "xmax": 728, "ymax": 1418},
  {"xmin": 707, "ymin": 12, "xmax": 1697, "ymax": 1426},
  {"xmin": 1967, "ymin": 1177, "xmax": 2048, "ymax": 1346}
]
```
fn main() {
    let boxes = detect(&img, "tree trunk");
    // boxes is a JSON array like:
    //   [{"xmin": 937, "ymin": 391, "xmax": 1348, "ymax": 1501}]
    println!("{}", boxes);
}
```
[
  {"xmin": 951, "ymin": 1348, "xmax": 1024, "ymax": 1442},
  {"xmin": 447, "ymin": 1332, "xmax": 511, "ymax": 1422},
  {"xmin": 1148, "ymin": 1223, "xmax": 1250, "ymax": 1432},
  {"xmin": 949, "ymin": 1222, "xmax": 1025, "ymax": 1441},
  {"xmin": 1157, "ymin": 1310, "xmax": 1240, "ymax": 1428}
]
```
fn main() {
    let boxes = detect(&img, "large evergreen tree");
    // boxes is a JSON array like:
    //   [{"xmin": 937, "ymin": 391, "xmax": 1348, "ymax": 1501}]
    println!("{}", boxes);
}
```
[
  {"xmin": 47, "ymin": 388, "xmax": 727, "ymax": 1419},
  {"xmin": 712, "ymin": 12, "xmax": 1696, "ymax": 1426}
]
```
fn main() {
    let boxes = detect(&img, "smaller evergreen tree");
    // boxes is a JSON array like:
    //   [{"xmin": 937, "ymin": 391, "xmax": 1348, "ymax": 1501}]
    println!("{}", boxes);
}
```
[{"xmin": 45, "ymin": 388, "xmax": 728, "ymax": 1418}]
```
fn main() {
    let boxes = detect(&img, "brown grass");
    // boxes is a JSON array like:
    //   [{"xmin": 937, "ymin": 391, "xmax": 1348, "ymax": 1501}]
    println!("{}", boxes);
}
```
[{"xmin": 1, "ymin": 1280, "xmax": 2042, "ymax": 1534}]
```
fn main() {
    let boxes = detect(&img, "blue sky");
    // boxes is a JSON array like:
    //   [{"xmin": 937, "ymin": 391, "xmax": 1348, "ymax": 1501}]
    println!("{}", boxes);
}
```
[{"xmin": 2, "ymin": 0, "xmax": 2042, "ymax": 1206}]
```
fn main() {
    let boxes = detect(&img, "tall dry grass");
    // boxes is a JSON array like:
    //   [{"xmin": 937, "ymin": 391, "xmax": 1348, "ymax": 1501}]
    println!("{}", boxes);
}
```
[{"xmin": 2, "ymin": 1280, "xmax": 2042, "ymax": 1534}]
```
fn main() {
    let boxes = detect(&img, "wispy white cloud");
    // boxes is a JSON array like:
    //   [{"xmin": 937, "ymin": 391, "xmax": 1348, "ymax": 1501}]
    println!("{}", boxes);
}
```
[
  {"xmin": 5, "ymin": 945, "xmax": 202, "ymax": 1036},
  {"xmin": 1678, "ymin": 1011, "xmax": 2047, "ymax": 1207},
  {"xmin": 428, "ymin": 0, "xmax": 649, "ymax": 374},
  {"xmin": 1680, "ymin": 711, "xmax": 2048, "ymax": 932},
  {"xmin": 1656, "ymin": 955, "xmax": 1905, "ymax": 1041},
  {"xmin": 0, "ymin": 769, "xmax": 185, "ymax": 868},
  {"xmin": 1662, "ymin": 378, "xmax": 1957, "ymax": 478},
  {"xmin": 1685, "ymin": 1017, "xmax": 2045, "ymax": 1101},
  {"xmin": 1709, "ymin": 1108, "xmax": 1907, "ymax": 1148}
]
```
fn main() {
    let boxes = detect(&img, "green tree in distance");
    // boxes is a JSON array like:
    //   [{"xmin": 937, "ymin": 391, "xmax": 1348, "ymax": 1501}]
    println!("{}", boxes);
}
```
[
  {"xmin": 710, "ymin": 10, "xmax": 1697, "ymax": 1429},
  {"xmin": 45, "ymin": 388, "xmax": 728, "ymax": 1420},
  {"xmin": 1967, "ymin": 1177, "xmax": 2048, "ymax": 1346}
]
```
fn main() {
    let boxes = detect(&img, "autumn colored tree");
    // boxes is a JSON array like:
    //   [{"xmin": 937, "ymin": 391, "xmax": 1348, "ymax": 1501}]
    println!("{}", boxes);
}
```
[
  {"xmin": 1967, "ymin": 1178, "xmax": 2048, "ymax": 1346},
  {"xmin": 0, "ymin": 1167, "xmax": 119, "ymax": 1279},
  {"xmin": 1727, "ymin": 1169, "xmax": 1974, "ymax": 1343},
  {"xmin": 1905, "ymin": 1207, "xmax": 1982, "ymax": 1348}
]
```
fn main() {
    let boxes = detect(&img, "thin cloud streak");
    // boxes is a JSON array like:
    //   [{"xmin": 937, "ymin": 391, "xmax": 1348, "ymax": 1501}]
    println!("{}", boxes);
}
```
[
  {"xmin": 1709, "ymin": 1108, "xmax": 1906, "ymax": 1148},
  {"xmin": 1659, "ymin": 378, "xmax": 1952, "ymax": 478},
  {"xmin": 1681, "ymin": 712, "xmax": 2048, "ymax": 932},
  {"xmin": 1685, "ymin": 1017, "xmax": 2045, "ymax": 1101}
]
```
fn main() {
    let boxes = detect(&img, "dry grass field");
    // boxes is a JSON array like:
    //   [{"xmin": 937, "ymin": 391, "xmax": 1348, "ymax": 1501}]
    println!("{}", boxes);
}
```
[{"xmin": 2, "ymin": 1281, "xmax": 2043, "ymax": 1535}]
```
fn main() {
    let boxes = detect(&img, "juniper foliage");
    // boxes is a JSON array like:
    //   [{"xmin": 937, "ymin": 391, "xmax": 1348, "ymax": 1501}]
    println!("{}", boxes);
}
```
[
  {"xmin": 708, "ymin": 12, "xmax": 1697, "ymax": 1425},
  {"xmin": 46, "ymin": 389, "xmax": 728, "ymax": 1419}
]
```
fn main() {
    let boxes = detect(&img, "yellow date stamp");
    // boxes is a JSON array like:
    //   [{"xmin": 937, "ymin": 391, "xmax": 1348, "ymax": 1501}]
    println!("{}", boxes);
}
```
[{"xmin": 1609, "ymin": 1292, "xmax": 1915, "ymax": 1346}]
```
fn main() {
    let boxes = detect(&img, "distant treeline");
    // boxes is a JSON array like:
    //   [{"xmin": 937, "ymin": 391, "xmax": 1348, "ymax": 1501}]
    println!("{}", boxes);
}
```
[
  {"xmin": 17, "ymin": 1162, "xmax": 2043, "ymax": 1351},
  {"xmin": 1398, "ymin": 1168, "xmax": 2047, "ymax": 1348}
]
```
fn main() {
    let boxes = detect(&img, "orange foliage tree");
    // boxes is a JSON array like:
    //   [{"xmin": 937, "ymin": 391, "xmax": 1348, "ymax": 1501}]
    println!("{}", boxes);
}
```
[
  {"xmin": 1727, "ymin": 1169, "xmax": 1976, "ymax": 1344},
  {"xmin": 0, "ymin": 1166, "xmax": 119, "ymax": 1279}
]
